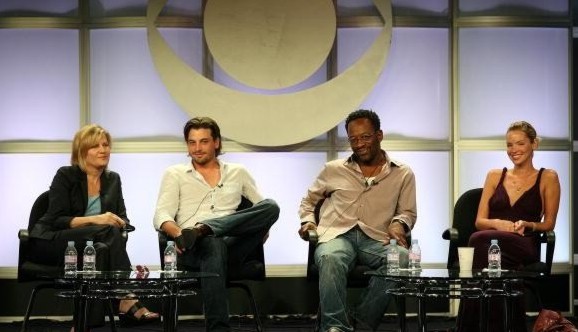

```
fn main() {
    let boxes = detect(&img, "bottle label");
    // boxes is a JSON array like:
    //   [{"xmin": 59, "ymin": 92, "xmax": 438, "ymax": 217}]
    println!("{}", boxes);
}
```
[
  {"xmin": 489, "ymin": 253, "xmax": 500, "ymax": 261},
  {"xmin": 409, "ymin": 252, "xmax": 421, "ymax": 261},
  {"xmin": 165, "ymin": 255, "xmax": 174, "ymax": 263},
  {"xmin": 84, "ymin": 256, "xmax": 95, "ymax": 263},
  {"xmin": 65, "ymin": 256, "xmax": 77, "ymax": 264},
  {"xmin": 388, "ymin": 253, "xmax": 398, "ymax": 261}
]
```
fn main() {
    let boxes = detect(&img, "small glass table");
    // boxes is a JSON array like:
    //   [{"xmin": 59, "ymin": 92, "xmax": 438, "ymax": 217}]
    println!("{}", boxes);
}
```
[
  {"xmin": 56, "ymin": 270, "xmax": 218, "ymax": 332},
  {"xmin": 366, "ymin": 268, "xmax": 543, "ymax": 332}
]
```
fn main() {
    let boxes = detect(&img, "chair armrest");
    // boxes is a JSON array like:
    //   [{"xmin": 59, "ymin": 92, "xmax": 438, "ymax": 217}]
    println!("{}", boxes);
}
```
[
  {"xmin": 442, "ymin": 227, "xmax": 459, "ymax": 242},
  {"xmin": 157, "ymin": 231, "xmax": 169, "ymax": 265},
  {"xmin": 542, "ymin": 230, "xmax": 555, "ymax": 275},
  {"xmin": 442, "ymin": 227, "xmax": 460, "ymax": 270},
  {"xmin": 304, "ymin": 229, "xmax": 318, "ymax": 244},
  {"xmin": 18, "ymin": 229, "xmax": 30, "ymax": 242}
]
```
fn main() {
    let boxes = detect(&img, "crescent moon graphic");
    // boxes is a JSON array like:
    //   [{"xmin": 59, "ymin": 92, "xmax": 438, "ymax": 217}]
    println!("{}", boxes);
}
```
[{"xmin": 146, "ymin": 0, "xmax": 392, "ymax": 147}]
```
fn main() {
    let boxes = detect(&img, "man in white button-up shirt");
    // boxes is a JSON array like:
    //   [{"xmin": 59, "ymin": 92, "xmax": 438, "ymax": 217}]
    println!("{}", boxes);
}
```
[{"xmin": 154, "ymin": 117, "xmax": 279, "ymax": 332}]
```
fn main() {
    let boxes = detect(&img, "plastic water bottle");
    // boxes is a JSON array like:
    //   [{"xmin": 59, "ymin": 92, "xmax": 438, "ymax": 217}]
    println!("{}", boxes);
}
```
[
  {"xmin": 387, "ymin": 239, "xmax": 400, "ymax": 272},
  {"xmin": 409, "ymin": 239, "xmax": 421, "ymax": 270},
  {"xmin": 164, "ymin": 241, "xmax": 177, "ymax": 271},
  {"xmin": 488, "ymin": 239, "xmax": 501, "ymax": 271},
  {"xmin": 64, "ymin": 241, "xmax": 78, "ymax": 274},
  {"xmin": 83, "ymin": 240, "xmax": 96, "ymax": 272}
]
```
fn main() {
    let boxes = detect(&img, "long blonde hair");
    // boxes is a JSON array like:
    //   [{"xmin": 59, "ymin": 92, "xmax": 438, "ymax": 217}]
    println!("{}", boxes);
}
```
[{"xmin": 70, "ymin": 124, "xmax": 112, "ymax": 171}]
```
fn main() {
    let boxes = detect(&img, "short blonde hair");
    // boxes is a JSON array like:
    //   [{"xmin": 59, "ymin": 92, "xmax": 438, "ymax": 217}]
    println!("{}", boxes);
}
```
[
  {"xmin": 507, "ymin": 121, "xmax": 539, "ymax": 143},
  {"xmin": 71, "ymin": 124, "xmax": 112, "ymax": 171}
]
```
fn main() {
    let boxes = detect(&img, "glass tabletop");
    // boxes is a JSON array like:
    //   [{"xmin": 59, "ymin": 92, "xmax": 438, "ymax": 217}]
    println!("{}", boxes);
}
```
[
  {"xmin": 56, "ymin": 270, "xmax": 218, "ymax": 282},
  {"xmin": 366, "ymin": 268, "xmax": 544, "ymax": 280}
]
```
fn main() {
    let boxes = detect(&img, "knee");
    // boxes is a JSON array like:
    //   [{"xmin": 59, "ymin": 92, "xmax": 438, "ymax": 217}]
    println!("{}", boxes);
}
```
[
  {"xmin": 468, "ymin": 230, "xmax": 490, "ymax": 247},
  {"xmin": 262, "ymin": 198, "xmax": 280, "ymax": 214},
  {"xmin": 260, "ymin": 198, "xmax": 280, "ymax": 222},
  {"xmin": 316, "ymin": 252, "xmax": 348, "ymax": 274}
]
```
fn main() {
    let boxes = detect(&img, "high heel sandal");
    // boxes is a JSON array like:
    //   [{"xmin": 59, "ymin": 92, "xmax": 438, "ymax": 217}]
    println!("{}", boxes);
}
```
[{"xmin": 118, "ymin": 302, "xmax": 160, "ymax": 327}]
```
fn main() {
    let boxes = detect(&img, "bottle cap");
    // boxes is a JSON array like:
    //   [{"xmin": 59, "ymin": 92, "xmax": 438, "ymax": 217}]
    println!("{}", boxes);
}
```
[
  {"xmin": 491, "ymin": 239, "xmax": 498, "ymax": 245},
  {"xmin": 412, "ymin": 239, "xmax": 418, "ymax": 244},
  {"xmin": 390, "ymin": 239, "xmax": 397, "ymax": 245},
  {"xmin": 167, "ymin": 241, "xmax": 174, "ymax": 246},
  {"xmin": 86, "ymin": 240, "xmax": 93, "ymax": 246},
  {"xmin": 68, "ymin": 241, "xmax": 75, "ymax": 246}
]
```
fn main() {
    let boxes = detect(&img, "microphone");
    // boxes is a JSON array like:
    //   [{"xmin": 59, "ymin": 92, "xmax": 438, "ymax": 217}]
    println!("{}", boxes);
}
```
[
  {"xmin": 217, "ymin": 183, "xmax": 223, "ymax": 188},
  {"xmin": 365, "ymin": 179, "xmax": 378, "ymax": 187}
]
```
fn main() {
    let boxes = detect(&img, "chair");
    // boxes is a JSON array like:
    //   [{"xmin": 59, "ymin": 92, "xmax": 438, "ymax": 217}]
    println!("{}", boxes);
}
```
[
  {"xmin": 18, "ymin": 191, "xmax": 120, "ymax": 332},
  {"xmin": 304, "ymin": 198, "xmax": 412, "ymax": 330},
  {"xmin": 157, "ymin": 196, "xmax": 264, "ymax": 332},
  {"xmin": 442, "ymin": 187, "xmax": 556, "ymax": 309}
]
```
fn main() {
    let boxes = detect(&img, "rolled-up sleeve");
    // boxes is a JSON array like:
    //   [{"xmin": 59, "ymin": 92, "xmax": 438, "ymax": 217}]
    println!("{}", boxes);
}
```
[
  {"xmin": 153, "ymin": 167, "xmax": 180, "ymax": 230},
  {"xmin": 391, "ymin": 167, "xmax": 417, "ymax": 230}
]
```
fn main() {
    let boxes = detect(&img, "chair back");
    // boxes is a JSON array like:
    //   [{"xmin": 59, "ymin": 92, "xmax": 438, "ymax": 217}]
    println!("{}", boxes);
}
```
[
  {"xmin": 18, "ymin": 191, "xmax": 61, "ymax": 281},
  {"xmin": 445, "ymin": 188, "xmax": 483, "ymax": 269},
  {"xmin": 28, "ymin": 191, "xmax": 50, "ymax": 231}
]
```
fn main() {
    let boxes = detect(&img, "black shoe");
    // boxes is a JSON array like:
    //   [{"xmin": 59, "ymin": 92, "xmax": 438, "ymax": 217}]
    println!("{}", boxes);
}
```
[
  {"xmin": 176, "ymin": 228, "xmax": 199, "ymax": 250},
  {"xmin": 176, "ymin": 224, "xmax": 213, "ymax": 250},
  {"xmin": 118, "ymin": 302, "xmax": 160, "ymax": 327}
]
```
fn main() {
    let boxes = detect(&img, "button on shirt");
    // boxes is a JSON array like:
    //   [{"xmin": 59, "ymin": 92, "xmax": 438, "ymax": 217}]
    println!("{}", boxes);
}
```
[
  {"xmin": 299, "ymin": 153, "xmax": 417, "ymax": 244},
  {"xmin": 153, "ymin": 161, "xmax": 263, "ymax": 230}
]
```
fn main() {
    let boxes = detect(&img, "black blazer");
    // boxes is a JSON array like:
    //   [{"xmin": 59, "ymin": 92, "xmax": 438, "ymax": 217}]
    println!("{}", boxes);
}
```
[{"xmin": 30, "ymin": 165, "xmax": 130, "ymax": 240}]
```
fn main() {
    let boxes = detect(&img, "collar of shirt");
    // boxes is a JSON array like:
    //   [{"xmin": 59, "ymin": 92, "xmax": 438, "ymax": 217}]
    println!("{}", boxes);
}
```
[{"xmin": 345, "ymin": 151, "xmax": 400, "ymax": 182}]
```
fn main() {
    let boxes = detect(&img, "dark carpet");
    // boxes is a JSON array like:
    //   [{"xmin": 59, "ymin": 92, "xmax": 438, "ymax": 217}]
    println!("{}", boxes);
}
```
[{"xmin": 0, "ymin": 314, "xmax": 552, "ymax": 332}]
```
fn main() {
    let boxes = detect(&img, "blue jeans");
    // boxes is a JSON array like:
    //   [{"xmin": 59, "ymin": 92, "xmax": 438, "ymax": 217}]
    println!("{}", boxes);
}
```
[
  {"xmin": 178, "ymin": 199, "xmax": 279, "ymax": 332},
  {"xmin": 315, "ymin": 226, "xmax": 408, "ymax": 332}
]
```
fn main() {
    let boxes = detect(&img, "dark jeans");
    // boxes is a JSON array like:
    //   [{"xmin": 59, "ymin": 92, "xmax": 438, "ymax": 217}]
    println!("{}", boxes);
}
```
[{"xmin": 178, "ymin": 199, "xmax": 279, "ymax": 332}]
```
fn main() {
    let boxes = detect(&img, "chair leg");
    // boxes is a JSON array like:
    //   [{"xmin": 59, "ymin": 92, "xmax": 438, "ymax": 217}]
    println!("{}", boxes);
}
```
[
  {"xmin": 524, "ymin": 280, "xmax": 543, "ymax": 311},
  {"xmin": 314, "ymin": 306, "xmax": 320, "ymax": 332},
  {"xmin": 106, "ymin": 300, "xmax": 117, "ymax": 332},
  {"xmin": 21, "ymin": 283, "xmax": 55, "ymax": 332},
  {"xmin": 229, "ymin": 282, "xmax": 263, "ymax": 332}
]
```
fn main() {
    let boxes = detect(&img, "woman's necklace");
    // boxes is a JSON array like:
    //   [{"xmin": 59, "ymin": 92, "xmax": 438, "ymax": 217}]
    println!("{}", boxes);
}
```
[{"xmin": 511, "ymin": 169, "xmax": 537, "ymax": 193}]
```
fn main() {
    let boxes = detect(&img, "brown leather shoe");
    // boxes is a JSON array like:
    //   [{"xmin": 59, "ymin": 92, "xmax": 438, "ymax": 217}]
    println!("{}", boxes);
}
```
[
  {"xmin": 177, "ymin": 224, "xmax": 213, "ymax": 250},
  {"xmin": 193, "ymin": 223, "xmax": 213, "ymax": 237}
]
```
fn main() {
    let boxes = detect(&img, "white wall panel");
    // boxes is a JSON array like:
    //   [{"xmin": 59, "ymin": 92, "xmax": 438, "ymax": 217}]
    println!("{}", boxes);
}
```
[
  {"xmin": 0, "ymin": 29, "xmax": 79, "ymax": 140},
  {"xmin": 0, "ymin": 154, "xmax": 69, "ymax": 266},
  {"xmin": 459, "ymin": 28, "xmax": 569, "ymax": 140},
  {"xmin": 90, "ymin": 28, "xmax": 201, "ymax": 139},
  {"xmin": 337, "ymin": 28, "xmax": 450, "ymax": 140}
]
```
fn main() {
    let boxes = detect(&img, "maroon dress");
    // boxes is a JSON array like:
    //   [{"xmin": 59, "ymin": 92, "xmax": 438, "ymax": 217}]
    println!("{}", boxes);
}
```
[{"xmin": 456, "ymin": 167, "xmax": 545, "ymax": 332}]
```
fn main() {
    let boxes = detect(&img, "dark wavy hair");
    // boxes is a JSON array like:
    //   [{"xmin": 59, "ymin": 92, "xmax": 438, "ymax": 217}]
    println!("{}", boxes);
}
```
[{"xmin": 183, "ymin": 117, "xmax": 222, "ymax": 156}]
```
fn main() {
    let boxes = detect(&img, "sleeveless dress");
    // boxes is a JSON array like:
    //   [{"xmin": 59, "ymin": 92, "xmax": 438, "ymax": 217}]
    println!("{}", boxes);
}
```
[
  {"xmin": 472, "ymin": 167, "xmax": 544, "ymax": 270},
  {"xmin": 456, "ymin": 167, "xmax": 545, "ymax": 332}
]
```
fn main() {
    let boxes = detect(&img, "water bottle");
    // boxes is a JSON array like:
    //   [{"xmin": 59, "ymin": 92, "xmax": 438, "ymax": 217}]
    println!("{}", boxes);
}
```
[
  {"xmin": 409, "ymin": 239, "xmax": 421, "ymax": 270},
  {"xmin": 488, "ymin": 239, "xmax": 501, "ymax": 271},
  {"xmin": 64, "ymin": 241, "xmax": 78, "ymax": 274},
  {"xmin": 387, "ymin": 239, "xmax": 400, "ymax": 272},
  {"xmin": 164, "ymin": 241, "xmax": 177, "ymax": 271},
  {"xmin": 83, "ymin": 240, "xmax": 96, "ymax": 272}
]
